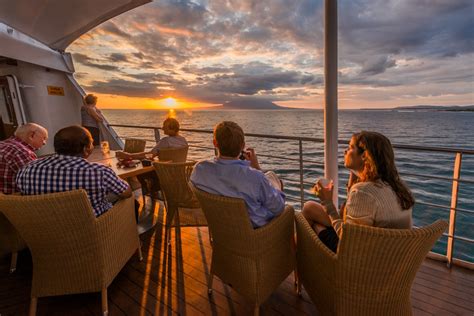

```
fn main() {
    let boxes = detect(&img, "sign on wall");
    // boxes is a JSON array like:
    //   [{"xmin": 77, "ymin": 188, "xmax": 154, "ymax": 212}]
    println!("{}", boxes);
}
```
[{"xmin": 47, "ymin": 86, "xmax": 65, "ymax": 96}]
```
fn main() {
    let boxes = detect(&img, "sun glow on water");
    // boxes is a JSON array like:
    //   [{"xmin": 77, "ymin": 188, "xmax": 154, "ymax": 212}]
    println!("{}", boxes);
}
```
[{"xmin": 168, "ymin": 108, "xmax": 176, "ymax": 118}]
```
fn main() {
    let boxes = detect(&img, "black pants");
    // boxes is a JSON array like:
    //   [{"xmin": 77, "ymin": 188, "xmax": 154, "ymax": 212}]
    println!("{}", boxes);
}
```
[
  {"xmin": 108, "ymin": 194, "xmax": 140, "ymax": 223},
  {"xmin": 83, "ymin": 126, "xmax": 100, "ymax": 146},
  {"xmin": 318, "ymin": 227, "xmax": 339, "ymax": 253}
]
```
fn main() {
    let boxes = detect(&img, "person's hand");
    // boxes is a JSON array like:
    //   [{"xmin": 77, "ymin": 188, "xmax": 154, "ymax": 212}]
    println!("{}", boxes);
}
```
[
  {"xmin": 115, "ymin": 151, "xmax": 131, "ymax": 160},
  {"xmin": 314, "ymin": 179, "xmax": 334, "ymax": 203},
  {"xmin": 243, "ymin": 147, "xmax": 261, "ymax": 170}
]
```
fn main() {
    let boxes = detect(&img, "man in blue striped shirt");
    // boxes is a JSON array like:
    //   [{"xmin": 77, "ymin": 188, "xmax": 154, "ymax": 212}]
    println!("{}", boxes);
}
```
[
  {"xmin": 190, "ymin": 121, "xmax": 285, "ymax": 228},
  {"xmin": 16, "ymin": 126, "xmax": 131, "ymax": 217}
]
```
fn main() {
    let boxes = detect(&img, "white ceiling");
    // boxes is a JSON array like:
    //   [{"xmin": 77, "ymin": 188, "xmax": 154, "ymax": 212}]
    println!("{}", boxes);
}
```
[{"xmin": 0, "ymin": 0, "xmax": 151, "ymax": 51}]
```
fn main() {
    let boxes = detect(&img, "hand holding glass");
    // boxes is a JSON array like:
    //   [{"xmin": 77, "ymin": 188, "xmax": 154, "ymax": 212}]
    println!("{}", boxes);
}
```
[{"xmin": 310, "ymin": 178, "xmax": 332, "ymax": 196}]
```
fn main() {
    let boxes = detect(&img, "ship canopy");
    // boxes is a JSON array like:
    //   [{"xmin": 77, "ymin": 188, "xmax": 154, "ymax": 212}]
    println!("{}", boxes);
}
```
[{"xmin": 0, "ymin": 0, "xmax": 150, "ymax": 51}]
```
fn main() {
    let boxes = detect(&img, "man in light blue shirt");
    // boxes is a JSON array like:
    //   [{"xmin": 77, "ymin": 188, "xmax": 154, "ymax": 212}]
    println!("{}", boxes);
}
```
[{"xmin": 190, "ymin": 121, "xmax": 285, "ymax": 228}]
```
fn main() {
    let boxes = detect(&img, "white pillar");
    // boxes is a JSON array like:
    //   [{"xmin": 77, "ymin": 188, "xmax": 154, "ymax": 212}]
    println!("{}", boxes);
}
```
[{"xmin": 324, "ymin": 0, "xmax": 339, "ymax": 207}]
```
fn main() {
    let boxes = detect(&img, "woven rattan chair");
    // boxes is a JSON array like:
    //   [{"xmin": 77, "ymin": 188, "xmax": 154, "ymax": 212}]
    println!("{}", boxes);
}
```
[
  {"xmin": 0, "ymin": 212, "xmax": 26, "ymax": 273},
  {"xmin": 295, "ymin": 212, "xmax": 447, "ymax": 316},
  {"xmin": 138, "ymin": 146, "xmax": 189, "ymax": 200},
  {"xmin": 124, "ymin": 138, "xmax": 146, "ymax": 153},
  {"xmin": 153, "ymin": 161, "xmax": 206, "ymax": 246},
  {"xmin": 0, "ymin": 190, "xmax": 142, "ymax": 316},
  {"xmin": 192, "ymin": 187, "xmax": 296, "ymax": 316},
  {"xmin": 157, "ymin": 145, "xmax": 188, "ymax": 162}
]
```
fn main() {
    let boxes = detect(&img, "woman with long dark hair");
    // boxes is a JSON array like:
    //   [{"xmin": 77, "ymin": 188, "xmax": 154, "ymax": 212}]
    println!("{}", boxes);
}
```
[{"xmin": 302, "ymin": 131, "xmax": 414, "ymax": 252}]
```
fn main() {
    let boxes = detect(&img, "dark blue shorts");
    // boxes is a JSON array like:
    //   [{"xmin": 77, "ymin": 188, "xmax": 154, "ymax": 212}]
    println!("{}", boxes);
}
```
[{"xmin": 318, "ymin": 227, "xmax": 339, "ymax": 253}]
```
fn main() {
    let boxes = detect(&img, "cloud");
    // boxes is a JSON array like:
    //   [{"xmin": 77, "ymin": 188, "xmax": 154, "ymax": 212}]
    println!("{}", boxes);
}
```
[
  {"xmin": 72, "ymin": 53, "xmax": 121, "ymax": 71},
  {"xmin": 69, "ymin": 0, "xmax": 474, "ymax": 108},
  {"xmin": 181, "ymin": 64, "xmax": 231, "ymax": 75},
  {"xmin": 85, "ymin": 79, "xmax": 162, "ymax": 98},
  {"xmin": 125, "ymin": 72, "xmax": 186, "ymax": 86},
  {"xmin": 108, "ymin": 53, "xmax": 128, "ymax": 63},
  {"xmin": 339, "ymin": 0, "xmax": 474, "ymax": 61},
  {"xmin": 100, "ymin": 21, "xmax": 131, "ymax": 39},
  {"xmin": 84, "ymin": 61, "xmax": 322, "ymax": 104},
  {"xmin": 360, "ymin": 56, "xmax": 397, "ymax": 75}
]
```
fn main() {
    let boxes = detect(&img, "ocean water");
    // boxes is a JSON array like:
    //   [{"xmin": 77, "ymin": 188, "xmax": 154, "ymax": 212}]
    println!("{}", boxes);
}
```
[{"xmin": 103, "ymin": 109, "xmax": 474, "ymax": 263}]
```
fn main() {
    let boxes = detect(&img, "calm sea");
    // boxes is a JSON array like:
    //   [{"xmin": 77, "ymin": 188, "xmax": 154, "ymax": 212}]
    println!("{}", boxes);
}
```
[{"xmin": 103, "ymin": 109, "xmax": 474, "ymax": 263}]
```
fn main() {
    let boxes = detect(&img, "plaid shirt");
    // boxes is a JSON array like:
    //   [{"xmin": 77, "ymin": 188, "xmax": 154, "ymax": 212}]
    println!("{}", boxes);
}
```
[
  {"xmin": 0, "ymin": 136, "xmax": 37, "ymax": 194},
  {"xmin": 16, "ymin": 154, "xmax": 129, "ymax": 216}
]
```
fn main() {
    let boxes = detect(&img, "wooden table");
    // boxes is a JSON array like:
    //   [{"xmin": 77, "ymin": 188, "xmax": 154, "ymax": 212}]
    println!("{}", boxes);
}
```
[
  {"xmin": 88, "ymin": 149, "xmax": 159, "ymax": 234},
  {"xmin": 88, "ymin": 149, "xmax": 155, "ymax": 179}
]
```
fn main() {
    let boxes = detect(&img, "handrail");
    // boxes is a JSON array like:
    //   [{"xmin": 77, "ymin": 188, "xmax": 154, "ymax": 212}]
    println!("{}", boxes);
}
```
[
  {"xmin": 108, "ymin": 123, "xmax": 473, "ymax": 268},
  {"xmin": 109, "ymin": 123, "xmax": 474, "ymax": 154}
]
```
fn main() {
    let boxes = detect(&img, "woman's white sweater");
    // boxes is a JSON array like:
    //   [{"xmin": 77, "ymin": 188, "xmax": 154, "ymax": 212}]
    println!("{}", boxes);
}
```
[{"xmin": 322, "ymin": 180, "xmax": 413, "ymax": 237}]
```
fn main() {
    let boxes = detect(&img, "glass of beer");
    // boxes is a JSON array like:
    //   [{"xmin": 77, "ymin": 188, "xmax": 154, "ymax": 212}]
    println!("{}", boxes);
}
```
[{"xmin": 101, "ymin": 141, "xmax": 110, "ymax": 154}]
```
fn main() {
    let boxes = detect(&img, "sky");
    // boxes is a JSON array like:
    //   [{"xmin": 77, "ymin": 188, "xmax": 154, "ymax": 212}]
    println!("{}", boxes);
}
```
[{"xmin": 69, "ymin": 0, "xmax": 474, "ymax": 110}]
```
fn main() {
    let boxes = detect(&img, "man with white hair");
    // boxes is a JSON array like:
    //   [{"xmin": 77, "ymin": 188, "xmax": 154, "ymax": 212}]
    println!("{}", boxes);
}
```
[{"xmin": 0, "ymin": 123, "xmax": 48, "ymax": 194}]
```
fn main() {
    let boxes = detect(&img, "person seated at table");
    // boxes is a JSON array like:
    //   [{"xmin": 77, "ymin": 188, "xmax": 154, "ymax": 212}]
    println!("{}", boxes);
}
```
[
  {"xmin": 116, "ymin": 117, "xmax": 187, "ymax": 160},
  {"xmin": 116, "ymin": 117, "xmax": 187, "ymax": 200},
  {"xmin": 16, "ymin": 125, "xmax": 132, "ymax": 217},
  {"xmin": 0, "ymin": 123, "xmax": 48, "ymax": 194},
  {"xmin": 190, "ymin": 121, "xmax": 285, "ymax": 228},
  {"xmin": 302, "ymin": 131, "xmax": 414, "ymax": 252}
]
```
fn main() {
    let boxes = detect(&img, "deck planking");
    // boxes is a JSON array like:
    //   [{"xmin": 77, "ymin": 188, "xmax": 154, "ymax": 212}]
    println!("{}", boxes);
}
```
[{"xmin": 1, "ymin": 218, "xmax": 473, "ymax": 315}]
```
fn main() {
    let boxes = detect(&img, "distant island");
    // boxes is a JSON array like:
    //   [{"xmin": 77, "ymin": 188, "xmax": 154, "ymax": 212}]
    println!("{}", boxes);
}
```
[
  {"xmin": 361, "ymin": 105, "xmax": 474, "ymax": 112},
  {"xmin": 222, "ymin": 99, "xmax": 285, "ymax": 109},
  {"xmin": 201, "ymin": 99, "xmax": 290, "ymax": 110},
  {"xmin": 205, "ymin": 102, "xmax": 474, "ymax": 111}
]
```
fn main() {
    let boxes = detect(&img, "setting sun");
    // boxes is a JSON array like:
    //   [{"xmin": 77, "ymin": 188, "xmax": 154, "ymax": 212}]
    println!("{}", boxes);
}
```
[{"xmin": 164, "ymin": 97, "xmax": 177, "ymax": 108}]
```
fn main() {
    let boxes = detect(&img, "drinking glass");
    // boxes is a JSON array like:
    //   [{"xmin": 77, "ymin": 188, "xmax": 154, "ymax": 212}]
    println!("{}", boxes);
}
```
[{"xmin": 101, "ymin": 141, "xmax": 110, "ymax": 154}]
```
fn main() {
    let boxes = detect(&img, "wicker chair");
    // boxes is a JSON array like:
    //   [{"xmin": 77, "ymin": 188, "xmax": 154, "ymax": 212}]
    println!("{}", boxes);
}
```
[
  {"xmin": 192, "ymin": 187, "xmax": 296, "ymax": 316},
  {"xmin": 0, "ymin": 190, "xmax": 142, "ymax": 316},
  {"xmin": 295, "ymin": 212, "xmax": 447, "ymax": 316},
  {"xmin": 138, "ymin": 146, "xmax": 189, "ymax": 200},
  {"xmin": 153, "ymin": 161, "xmax": 206, "ymax": 246},
  {"xmin": 0, "ymin": 212, "xmax": 26, "ymax": 273},
  {"xmin": 124, "ymin": 138, "xmax": 146, "ymax": 153},
  {"xmin": 158, "ymin": 146, "xmax": 188, "ymax": 162}
]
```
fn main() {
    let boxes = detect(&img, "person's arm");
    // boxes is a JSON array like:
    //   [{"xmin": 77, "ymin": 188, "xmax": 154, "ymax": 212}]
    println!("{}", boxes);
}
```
[
  {"xmin": 155, "ymin": 137, "xmax": 170, "ymax": 151},
  {"xmin": 320, "ymin": 186, "xmax": 375, "ymax": 237},
  {"xmin": 243, "ymin": 147, "xmax": 261, "ymax": 170},
  {"xmin": 86, "ymin": 106, "xmax": 104, "ymax": 123},
  {"xmin": 260, "ymin": 174, "xmax": 286, "ymax": 216},
  {"xmin": 10, "ymin": 152, "xmax": 34, "ymax": 174},
  {"xmin": 115, "ymin": 151, "xmax": 152, "ymax": 160},
  {"xmin": 102, "ymin": 167, "xmax": 131, "ymax": 199},
  {"xmin": 118, "ymin": 186, "xmax": 132, "ymax": 198}
]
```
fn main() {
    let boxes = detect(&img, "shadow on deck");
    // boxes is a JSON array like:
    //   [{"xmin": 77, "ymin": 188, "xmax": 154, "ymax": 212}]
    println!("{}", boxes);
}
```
[{"xmin": 1, "ymin": 210, "xmax": 473, "ymax": 315}]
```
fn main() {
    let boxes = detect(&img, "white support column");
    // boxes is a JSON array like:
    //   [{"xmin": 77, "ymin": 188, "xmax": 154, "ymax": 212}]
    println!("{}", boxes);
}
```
[{"xmin": 324, "ymin": 0, "xmax": 339, "ymax": 207}]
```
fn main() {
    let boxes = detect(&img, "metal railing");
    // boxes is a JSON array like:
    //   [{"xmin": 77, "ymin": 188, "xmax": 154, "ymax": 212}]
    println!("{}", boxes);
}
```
[{"xmin": 109, "ymin": 123, "xmax": 474, "ymax": 269}]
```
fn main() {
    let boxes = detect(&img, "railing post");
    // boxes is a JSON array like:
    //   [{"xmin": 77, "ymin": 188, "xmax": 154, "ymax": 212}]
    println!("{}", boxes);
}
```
[
  {"xmin": 324, "ymin": 0, "xmax": 339, "ymax": 208},
  {"xmin": 446, "ymin": 152, "xmax": 462, "ymax": 268},
  {"xmin": 154, "ymin": 128, "xmax": 161, "ymax": 142},
  {"xmin": 299, "ymin": 140, "xmax": 304, "ymax": 210}
]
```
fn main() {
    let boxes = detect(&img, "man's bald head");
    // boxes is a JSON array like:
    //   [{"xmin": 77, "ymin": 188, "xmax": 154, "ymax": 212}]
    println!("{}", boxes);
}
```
[
  {"xmin": 54, "ymin": 125, "xmax": 93, "ymax": 157},
  {"xmin": 14, "ymin": 123, "xmax": 48, "ymax": 150}
]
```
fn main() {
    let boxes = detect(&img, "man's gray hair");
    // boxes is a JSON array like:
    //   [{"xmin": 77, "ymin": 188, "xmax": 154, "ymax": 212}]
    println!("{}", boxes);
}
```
[{"xmin": 14, "ymin": 123, "xmax": 47, "ymax": 138}]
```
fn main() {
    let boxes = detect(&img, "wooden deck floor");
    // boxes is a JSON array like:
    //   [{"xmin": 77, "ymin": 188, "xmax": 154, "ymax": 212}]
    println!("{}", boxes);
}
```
[{"xmin": 1, "ymin": 219, "xmax": 473, "ymax": 315}]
